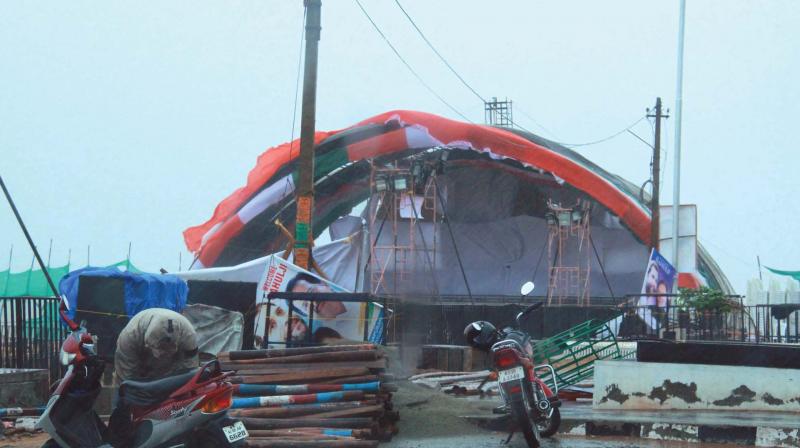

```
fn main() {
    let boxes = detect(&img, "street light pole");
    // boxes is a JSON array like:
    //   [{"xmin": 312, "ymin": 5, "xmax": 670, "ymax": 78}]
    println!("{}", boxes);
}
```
[{"xmin": 672, "ymin": 0, "xmax": 687, "ymax": 282}]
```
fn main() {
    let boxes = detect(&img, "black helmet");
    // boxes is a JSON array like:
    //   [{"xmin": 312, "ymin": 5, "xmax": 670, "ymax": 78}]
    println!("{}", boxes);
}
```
[{"xmin": 464, "ymin": 321, "xmax": 498, "ymax": 350}]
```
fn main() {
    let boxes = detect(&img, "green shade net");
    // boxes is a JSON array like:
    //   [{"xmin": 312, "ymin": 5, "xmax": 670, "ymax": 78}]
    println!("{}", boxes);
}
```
[
  {"xmin": 766, "ymin": 267, "xmax": 800, "ymax": 282},
  {"xmin": 0, "ymin": 259, "xmax": 141, "ymax": 297}
]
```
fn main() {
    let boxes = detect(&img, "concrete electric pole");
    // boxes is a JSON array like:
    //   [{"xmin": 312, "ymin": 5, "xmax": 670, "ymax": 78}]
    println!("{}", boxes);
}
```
[
  {"xmin": 647, "ymin": 98, "xmax": 668, "ymax": 252},
  {"xmin": 294, "ymin": 0, "xmax": 322, "ymax": 270}
]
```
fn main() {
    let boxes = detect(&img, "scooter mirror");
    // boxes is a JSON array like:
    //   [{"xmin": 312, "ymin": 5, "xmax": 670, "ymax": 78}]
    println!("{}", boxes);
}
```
[{"xmin": 520, "ymin": 281, "xmax": 535, "ymax": 296}]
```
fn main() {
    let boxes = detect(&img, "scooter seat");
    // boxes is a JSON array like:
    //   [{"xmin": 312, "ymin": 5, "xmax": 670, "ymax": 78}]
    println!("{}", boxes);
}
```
[{"xmin": 121, "ymin": 369, "xmax": 199, "ymax": 407}]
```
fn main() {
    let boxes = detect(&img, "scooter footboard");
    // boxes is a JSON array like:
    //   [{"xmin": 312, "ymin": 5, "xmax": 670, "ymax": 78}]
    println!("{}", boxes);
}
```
[{"xmin": 38, "ymin": 389, "xmax": 106, "ymax": 448}]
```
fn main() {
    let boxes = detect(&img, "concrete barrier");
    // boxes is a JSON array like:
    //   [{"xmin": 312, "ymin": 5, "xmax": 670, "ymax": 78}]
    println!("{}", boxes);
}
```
[{"xmin": 594, "ymin": 360, "xmax": 800, "ymax": 412}]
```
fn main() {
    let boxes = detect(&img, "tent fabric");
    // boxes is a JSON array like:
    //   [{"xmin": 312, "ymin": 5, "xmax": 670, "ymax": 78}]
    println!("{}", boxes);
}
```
[
  {"xmin": 766, "ymin": 267, "xmax": 800, "ymax": 282},
  {"xmin": 182, "ymin": 110, "xmax": 731, "ymax": 293},
  {"xmin": 0, "ymin": 259, "xmax": 141, "ymax": 297},
  {"xmin": 182, "ymin": 303, "xmax": 244, "ymax": 355},
  {"xmin": 175, "ymin": 231, "xmax": 363, "ymax": 291},
  {"xmin": 58, "ymin": 267, "xmax": 188, "ymax": 319},
  {"xmin": 1, "ymin": 264, "xmax": 71, "ymax": 297},
  {"xmin": 183, "ymin": 110, "xmax": 650, "ymax": 269}
]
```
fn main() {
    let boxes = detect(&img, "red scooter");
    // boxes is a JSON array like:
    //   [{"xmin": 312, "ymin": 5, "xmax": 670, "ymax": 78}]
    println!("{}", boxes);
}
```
[
  {"xmin": 465, "ymin": 283, "xmax": 560, "ymax": 448},
  {"xmin": 37, "ymin": 299, "xmax": 248, "ymax": 448}
]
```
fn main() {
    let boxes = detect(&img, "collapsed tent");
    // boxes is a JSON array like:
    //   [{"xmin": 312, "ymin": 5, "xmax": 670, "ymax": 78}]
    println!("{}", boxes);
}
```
[{"xmin": 184, "ymin": 110, "xmax": 732, "ymax": 297}]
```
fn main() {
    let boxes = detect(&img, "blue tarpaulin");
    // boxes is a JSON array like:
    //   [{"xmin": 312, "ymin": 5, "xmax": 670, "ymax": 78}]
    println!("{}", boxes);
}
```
[{"xmin": 58, "ymin": 267, "xmax": 188, "ymax": 319}]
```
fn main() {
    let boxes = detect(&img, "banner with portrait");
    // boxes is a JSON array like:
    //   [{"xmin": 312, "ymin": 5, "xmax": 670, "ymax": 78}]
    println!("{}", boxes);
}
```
[
  {"xmin": 254, "ymin": 255, "xmax": 386, "ymax": 348},
  {"xmin": 638, "ymin": 248, "xmax": 678, "ymax": 307}
]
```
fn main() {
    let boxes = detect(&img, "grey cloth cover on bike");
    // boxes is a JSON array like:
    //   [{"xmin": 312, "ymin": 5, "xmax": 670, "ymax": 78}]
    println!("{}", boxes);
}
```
[
  {"xmin": 114, "ymin": 308, "xmax": 199, "ymax": 384},
  {"xmin": 120, "ymin": 368, "xmax": 198, "ymax": 407}
]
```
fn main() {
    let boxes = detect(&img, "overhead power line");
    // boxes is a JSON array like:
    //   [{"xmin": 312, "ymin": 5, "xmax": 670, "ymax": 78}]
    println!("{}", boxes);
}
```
[
  {"xmin": 366, "ymin": 1, "xmax": 651, "ymax": 152},
  {"xmin": 391, "ymin": 1, "xmax": 558, "ymax": 138},
  {"xmin": 394, "ymin": 0, "xmax": 485, "ymax": 103},
  {"xmin": 353, "ymin": 0, "xmax": 472, "ymax": 122},
  {"xmin": 553, "ymin": 116, "xmax": 647, "ymax": 147}
]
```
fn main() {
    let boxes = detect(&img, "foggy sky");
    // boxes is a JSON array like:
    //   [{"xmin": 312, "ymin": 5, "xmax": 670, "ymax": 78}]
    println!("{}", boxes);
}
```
[{"xmin": 1, "ymin": 1, "xmax": 798, "ymax": 294}]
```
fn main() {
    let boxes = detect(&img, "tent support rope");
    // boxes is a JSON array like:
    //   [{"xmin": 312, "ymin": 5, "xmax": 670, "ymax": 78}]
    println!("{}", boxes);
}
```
[{"xmin": 432, "ymin": 176, "xmax": 473, "ymax": 303}]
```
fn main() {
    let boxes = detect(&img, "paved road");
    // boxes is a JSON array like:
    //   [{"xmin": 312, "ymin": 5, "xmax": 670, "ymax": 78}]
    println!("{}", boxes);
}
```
[
  {"xmin": 386, "ymin": 381, "xmax": 737, "ymax": 448},
  {"xmin": 387, "ymin": 433, "xmax": 733, "ymax": 448}
]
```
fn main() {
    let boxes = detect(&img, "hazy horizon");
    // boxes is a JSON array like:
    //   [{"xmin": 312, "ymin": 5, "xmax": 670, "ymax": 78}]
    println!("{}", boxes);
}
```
[{"xmin": 2, "ymin": 1, "xmax": 798, "ymax": 294}]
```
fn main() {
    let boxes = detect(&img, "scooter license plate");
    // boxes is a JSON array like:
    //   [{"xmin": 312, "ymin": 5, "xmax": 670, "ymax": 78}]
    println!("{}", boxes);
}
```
[
  {"xmin": 222, "ymin": 421, "xmax": 248, "ymax": 443},
  {"xmin": 498, "ymin": 367, "xmax": 525, "ymax": 383}
]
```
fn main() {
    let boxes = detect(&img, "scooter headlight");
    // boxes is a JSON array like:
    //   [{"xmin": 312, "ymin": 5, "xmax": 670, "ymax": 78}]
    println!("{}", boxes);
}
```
[{"xmin": 60, "ymin": 349, "xmax": 76, "ymax": 366}]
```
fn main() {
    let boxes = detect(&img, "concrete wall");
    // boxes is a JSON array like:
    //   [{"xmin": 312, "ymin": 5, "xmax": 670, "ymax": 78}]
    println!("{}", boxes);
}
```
[
  {"xmin": 594, "ymin": 360, "xmax": 800, "ymax": 412},
  {"xmin": 0, "ymin": 368, "xmax": 48, "ymax": 407}
]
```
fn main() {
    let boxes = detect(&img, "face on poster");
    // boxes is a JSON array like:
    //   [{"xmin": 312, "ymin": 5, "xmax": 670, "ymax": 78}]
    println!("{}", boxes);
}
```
[
  {"xmin": 639, "ymin": 248, "xmax": 678, "ymax": 307},
  {"xmin": 253, "ymin": 255, "xmax": 385, "ymax": 348}
]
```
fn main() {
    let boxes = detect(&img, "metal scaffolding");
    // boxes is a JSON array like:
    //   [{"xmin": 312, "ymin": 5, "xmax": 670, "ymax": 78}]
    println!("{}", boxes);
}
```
[
  {"xmin": 366, "ymin": 161, "xmax": 440, "ymax": 297},
  {"xmin": 484, "ymin": 97, "xmax": 514, "ymax": 127},
  {"xmin": 546, "ymin": 199, "xmax": 592, "ymax": 305}
]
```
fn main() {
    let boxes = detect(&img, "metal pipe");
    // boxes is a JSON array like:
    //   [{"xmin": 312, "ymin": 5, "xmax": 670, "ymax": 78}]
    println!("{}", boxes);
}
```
[
  {"xmin": 671, "ymin": 0, "xmax": 687, "ymax": 280},
  {"xmin": 0, "ymin": 176, "xmax": 60, "ymax": 298}
]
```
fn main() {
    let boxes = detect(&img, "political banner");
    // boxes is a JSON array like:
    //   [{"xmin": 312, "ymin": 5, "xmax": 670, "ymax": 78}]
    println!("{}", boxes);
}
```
[
  {"xmin": 254, "ymin": 255, "xmax": 386, "ymax": 348},
  {"xmin": 638, "ymin": 248, "xmax": 678, "ymax": 307}
]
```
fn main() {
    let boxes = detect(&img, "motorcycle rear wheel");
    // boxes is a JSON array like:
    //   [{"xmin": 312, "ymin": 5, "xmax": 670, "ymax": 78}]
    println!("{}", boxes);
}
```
[
  {"xmin": 537, "ymin": 406, "xmax": 561, "ymax": 438},
  {"xmin": 510, "ymin": 398, "xmax": 540, "ymax": 448}
]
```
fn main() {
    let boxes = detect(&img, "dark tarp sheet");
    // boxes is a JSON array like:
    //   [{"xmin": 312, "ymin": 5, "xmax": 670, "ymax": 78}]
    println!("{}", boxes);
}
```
[{"xmin": 59, "ymin": 267, "xmax": 188, "ymax": 319}]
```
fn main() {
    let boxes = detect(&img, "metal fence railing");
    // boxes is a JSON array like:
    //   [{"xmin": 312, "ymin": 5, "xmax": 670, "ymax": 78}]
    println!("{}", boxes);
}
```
[
  {"xmin": 0, "ymin": 296, "xmax": 67, "ymax": 382},
  {"xmin": 399, "ymin": 297, "xmax": 800, "ymax": 346},
  {"xmin": 603, "ymin": 302, "xmax": 800, "ymax": 344}
]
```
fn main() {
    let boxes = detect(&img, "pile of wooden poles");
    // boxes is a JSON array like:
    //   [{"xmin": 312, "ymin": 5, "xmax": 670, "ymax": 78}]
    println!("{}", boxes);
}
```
[{"xmin": 219, "ymin": 344, "xmax": 398, "ymax": 448}]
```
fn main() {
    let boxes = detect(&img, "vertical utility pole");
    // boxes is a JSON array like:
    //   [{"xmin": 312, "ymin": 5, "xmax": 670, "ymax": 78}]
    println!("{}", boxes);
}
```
[
  {"xmin": 672, "ymin": 0, "xmax": 687, "ymax": 279},
  {"xmin": 647, "ymin": 98, "xmax": 668, "ymax": 252},
  {"xmin": 294, "ymin": 0, "xmax": 322, "ymax": 270}
]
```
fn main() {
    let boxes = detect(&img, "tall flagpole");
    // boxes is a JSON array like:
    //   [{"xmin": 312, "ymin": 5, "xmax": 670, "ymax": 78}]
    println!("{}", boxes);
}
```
[{"xmin": 672, "ymin": 0, "xmax": 687, "ymax": 284}]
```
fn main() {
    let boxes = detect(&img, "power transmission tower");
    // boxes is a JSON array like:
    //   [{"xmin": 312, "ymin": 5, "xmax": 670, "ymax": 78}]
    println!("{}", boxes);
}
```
[{"xmin": 647, "ymin": 98, "xmax": 669, "ymax": 252}]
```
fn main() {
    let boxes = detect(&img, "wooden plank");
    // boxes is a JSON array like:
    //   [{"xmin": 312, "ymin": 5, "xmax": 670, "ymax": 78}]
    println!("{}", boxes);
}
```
[
  {"xmin": 305, "ymin": 404, "xmax": 385, "ymax": 419},
  {"xmin": 223, "ymin": 350, "xmax": 381, "ymax": 365},
  {"xmin": 231, "ymin": 367, "xmax": 370, "ymax": 384},
  {"xmin": 225, "ymin": 344, "xmax": 377, "ymax": 360},
  {"xmin": 241, "ymin": 417, "xmax": 374, "ymax": 430},
  {"xmin": 224, "ymin": 359, "xmax": 386, "ymax": 374}
]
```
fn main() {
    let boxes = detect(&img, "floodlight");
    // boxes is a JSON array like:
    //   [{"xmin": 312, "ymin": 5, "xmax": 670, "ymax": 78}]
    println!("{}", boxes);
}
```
[
  {"xmin": 557, "ymin": 211, "xmax": 571, "ymax": 227},
  {"xmin": 393, "ymin": 177, "xmax": 408, "ymax": 191}
]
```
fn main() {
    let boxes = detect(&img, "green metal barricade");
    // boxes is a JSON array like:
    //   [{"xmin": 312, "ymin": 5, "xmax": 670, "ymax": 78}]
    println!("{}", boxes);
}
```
[{"xmin": 531, "ymin": 319, "xmax": 624, "ymax": 390}]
